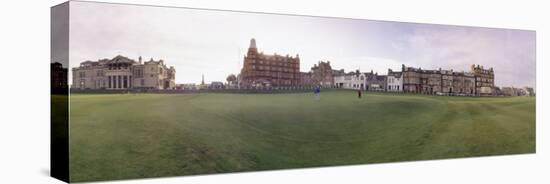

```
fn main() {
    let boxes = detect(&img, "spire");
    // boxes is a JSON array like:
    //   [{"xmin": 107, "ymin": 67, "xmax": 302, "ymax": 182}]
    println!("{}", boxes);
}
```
[
  {"xmin": 201, "ymin": 74, "xmax": 205, "ymax": 85},
  {"xmin": 247, "ymin": 38, "xmax": 258, "ymax": 55},
  {"xmin": 249, "ymin": 38, "xmax": 256, "ymax": 49}
]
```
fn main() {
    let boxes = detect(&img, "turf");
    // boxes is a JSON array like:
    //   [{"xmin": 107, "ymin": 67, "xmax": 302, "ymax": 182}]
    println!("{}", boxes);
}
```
[{"xmin": 67, "ymin": 90, "xmax": 536, "ymax": 182}]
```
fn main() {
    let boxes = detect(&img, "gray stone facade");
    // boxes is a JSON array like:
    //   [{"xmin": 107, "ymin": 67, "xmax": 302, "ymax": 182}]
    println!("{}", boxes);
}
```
[
  {"xmin": 402, "ymin": 64, "xmax": 490, "ymax": 96},
  {"xmin": 72, "ymin": 55, "xmax": 176, "ymax": 90}
]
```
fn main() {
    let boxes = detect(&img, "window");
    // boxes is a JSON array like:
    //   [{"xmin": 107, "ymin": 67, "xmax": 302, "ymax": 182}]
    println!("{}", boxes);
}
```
[
  {"xmin": 123, "ymin": 76, "xmax": 128, "ymax": 88},
  {"xmin": 141, "ymin": 79, "xmax": 145, "ymax": 86},
  {"xmin": 118, "ymin": 76, "xmax": 122, "ymax": 89},
  {"xmin": 139, "ymin": 69, "xmax": 143, "ymax": 77}
]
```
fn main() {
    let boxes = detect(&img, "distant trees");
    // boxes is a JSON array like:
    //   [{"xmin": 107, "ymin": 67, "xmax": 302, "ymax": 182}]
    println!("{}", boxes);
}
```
[{"xmin": 226, "ymin": 74, "xmax": 237, "ymax": 85}]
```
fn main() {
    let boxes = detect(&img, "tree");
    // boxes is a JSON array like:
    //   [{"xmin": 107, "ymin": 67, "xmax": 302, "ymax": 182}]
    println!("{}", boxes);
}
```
[{"xmin": 226, "ymin": 74, "xmax": 237, "ymax": 85}]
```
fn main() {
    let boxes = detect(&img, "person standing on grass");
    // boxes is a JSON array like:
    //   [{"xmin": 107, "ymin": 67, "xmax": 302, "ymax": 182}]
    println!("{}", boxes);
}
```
[
  {"xmin": 314, "ymin": 85, "xmax": 321, "ymax": 100},
  {"xmin": 357, "ymin": 89, "xmax": 362, "ymax": 99}
]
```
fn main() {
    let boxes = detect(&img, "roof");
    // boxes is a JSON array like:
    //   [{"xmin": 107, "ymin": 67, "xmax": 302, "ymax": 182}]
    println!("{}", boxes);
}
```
[
  {"xmin": 388, "ymin": 71, "xmax": 402, "ymax": 78},
  {"xmin": 109, "ymin": 55, "xmax": 136, "ymax": 64}
]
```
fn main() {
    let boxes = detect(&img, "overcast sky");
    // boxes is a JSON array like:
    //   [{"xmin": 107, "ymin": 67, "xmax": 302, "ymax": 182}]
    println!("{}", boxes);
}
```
[{"xmin": 68, "ymin": 1, "xmax": 536, "ymax": 88}]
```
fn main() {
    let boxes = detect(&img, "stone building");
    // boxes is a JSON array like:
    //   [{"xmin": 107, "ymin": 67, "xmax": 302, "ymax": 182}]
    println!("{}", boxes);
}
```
[
  {"xmin": 403, "ymin": 66, "xmax": 441, "ymax": 94},
  {"xmin": 310, "ymin": 61, "xmax": 334, "ymax": 87},
  {"xmin": 471, "ymin": 64, "xmax": 495, "ymax": 96},
  {"xmin": 449, "ymin": 71, "xmax": 476, "ymax": 95},
  {"xmin": 500, "ymin": 86, "xmax": 534, "ymax": 96},
  {"xmin": 364, "ymin": 70, "xmax": 387, "ymax": 91},
  {"xmin": 72, "ymin": 55, "xmax": 176, "ymax": 90},
  {"xmin": 402, "ymin": 64, "xmax": 482, "ymax": 95},
  {"xmin": 299, "ymin": 61, "xmax": 335, "ymax": 87},
  {"xmin": 501, "ymin": 87, "xmax": 520, "ymax": 96},
  {"xmin": 387, "ymin": 69, "xmax": 402, "ymax": 92},
  {"xmin": 239, "ymin": 38, "xmax": 300, "ymax": 88},
  {"xmin": 299, "ymin": 72, "xmax": 315, "ymax": 87}
]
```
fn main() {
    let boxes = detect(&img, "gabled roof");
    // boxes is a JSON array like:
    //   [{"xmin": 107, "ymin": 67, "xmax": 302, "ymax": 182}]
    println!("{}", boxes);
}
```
[
  {"xmin": 109, "ymin": 55, "xmax": 136, "ymax": 64},
  {"xmin": 388, "ymin": 71, "xmax": 402, "ymax": 78}
]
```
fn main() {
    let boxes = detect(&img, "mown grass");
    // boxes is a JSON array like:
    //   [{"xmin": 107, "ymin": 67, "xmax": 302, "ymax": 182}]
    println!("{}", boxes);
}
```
[{"xmin": 67, "ymin": 90, "xmax": 535, "ymax": 182}]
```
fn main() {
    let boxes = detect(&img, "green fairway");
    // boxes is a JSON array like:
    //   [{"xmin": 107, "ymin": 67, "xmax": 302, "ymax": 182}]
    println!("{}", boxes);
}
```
[{"xmin": 68, "ymin": 90, "xmax": 535, "ymax": 182}]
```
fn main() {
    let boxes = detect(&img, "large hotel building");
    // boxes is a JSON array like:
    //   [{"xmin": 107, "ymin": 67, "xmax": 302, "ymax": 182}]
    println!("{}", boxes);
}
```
[
  {"xmin": 72, "ymin": 55, "xmax": 176, "ymax": 90},
  {"xmin": 239, "ymin": 39, "xmax": 301, "ymax": 87}
]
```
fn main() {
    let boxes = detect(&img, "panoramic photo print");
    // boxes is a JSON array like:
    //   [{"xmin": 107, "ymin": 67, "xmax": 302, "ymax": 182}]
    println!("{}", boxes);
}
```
[{"xmin": 52, "ymin": 1, "xmax": 536, "ymax": 182}]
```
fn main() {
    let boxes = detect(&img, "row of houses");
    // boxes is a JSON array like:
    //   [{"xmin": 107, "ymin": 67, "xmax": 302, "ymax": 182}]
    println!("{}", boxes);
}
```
[
  {"xmin": 334, "ymin": 66, "xmax": 534, "ymax": 96},
  {"xmin": 68, "ymin": 38, "xmax": 534, "ymax": 96},
  {"xmin": 334, "ymin": 64, "xmax": 496, "ymax": 96},
  {"xmin": 500, "ymin": 87, "xmax": 535, "ymax": 96},
  {"xmin": 235, "ymin": 38, "xmax": 504, "ymax": 96}
]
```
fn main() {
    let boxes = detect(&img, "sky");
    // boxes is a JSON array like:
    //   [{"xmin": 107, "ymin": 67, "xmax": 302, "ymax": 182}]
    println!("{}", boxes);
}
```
[{"xmin": 68, "ymin": 1, "xmax": 536, "ymax": 88}]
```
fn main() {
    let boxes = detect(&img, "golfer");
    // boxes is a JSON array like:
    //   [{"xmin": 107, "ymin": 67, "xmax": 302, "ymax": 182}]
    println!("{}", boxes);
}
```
[{"xmin": 314, "ymin": 85, "xmax": 321, "ymax": 100}]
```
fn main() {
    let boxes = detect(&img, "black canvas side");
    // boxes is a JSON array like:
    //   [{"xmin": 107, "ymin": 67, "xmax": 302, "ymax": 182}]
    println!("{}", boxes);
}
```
[{"xmin": 51, "ymin": 1, "xmax": 70, "ymax": 183}]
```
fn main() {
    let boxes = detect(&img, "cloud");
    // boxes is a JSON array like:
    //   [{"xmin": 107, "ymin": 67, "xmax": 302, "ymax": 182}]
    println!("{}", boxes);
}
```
[
  {"xmin": 399, "ymin": 26, "xmax": 535, "ymax": 88},
  {"xmin": 67, "ymin": 1, "xmax": 536, "ymax": 88}
]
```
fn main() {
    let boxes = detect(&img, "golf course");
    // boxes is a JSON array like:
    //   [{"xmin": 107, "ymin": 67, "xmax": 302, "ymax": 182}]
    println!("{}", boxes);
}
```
[{"xmin": 67, "ymin": 90, "xmax": 536, "ymax": 182}]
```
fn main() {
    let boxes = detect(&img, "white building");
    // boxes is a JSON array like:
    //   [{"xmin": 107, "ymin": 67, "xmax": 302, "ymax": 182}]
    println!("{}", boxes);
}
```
[
  {"xmin": 334, "ymin": 70, "xmax": 366, "ymax": 90},
  {"xmin": 387, "ymin": 69, "xmax": 403, "ymax": 92}
]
